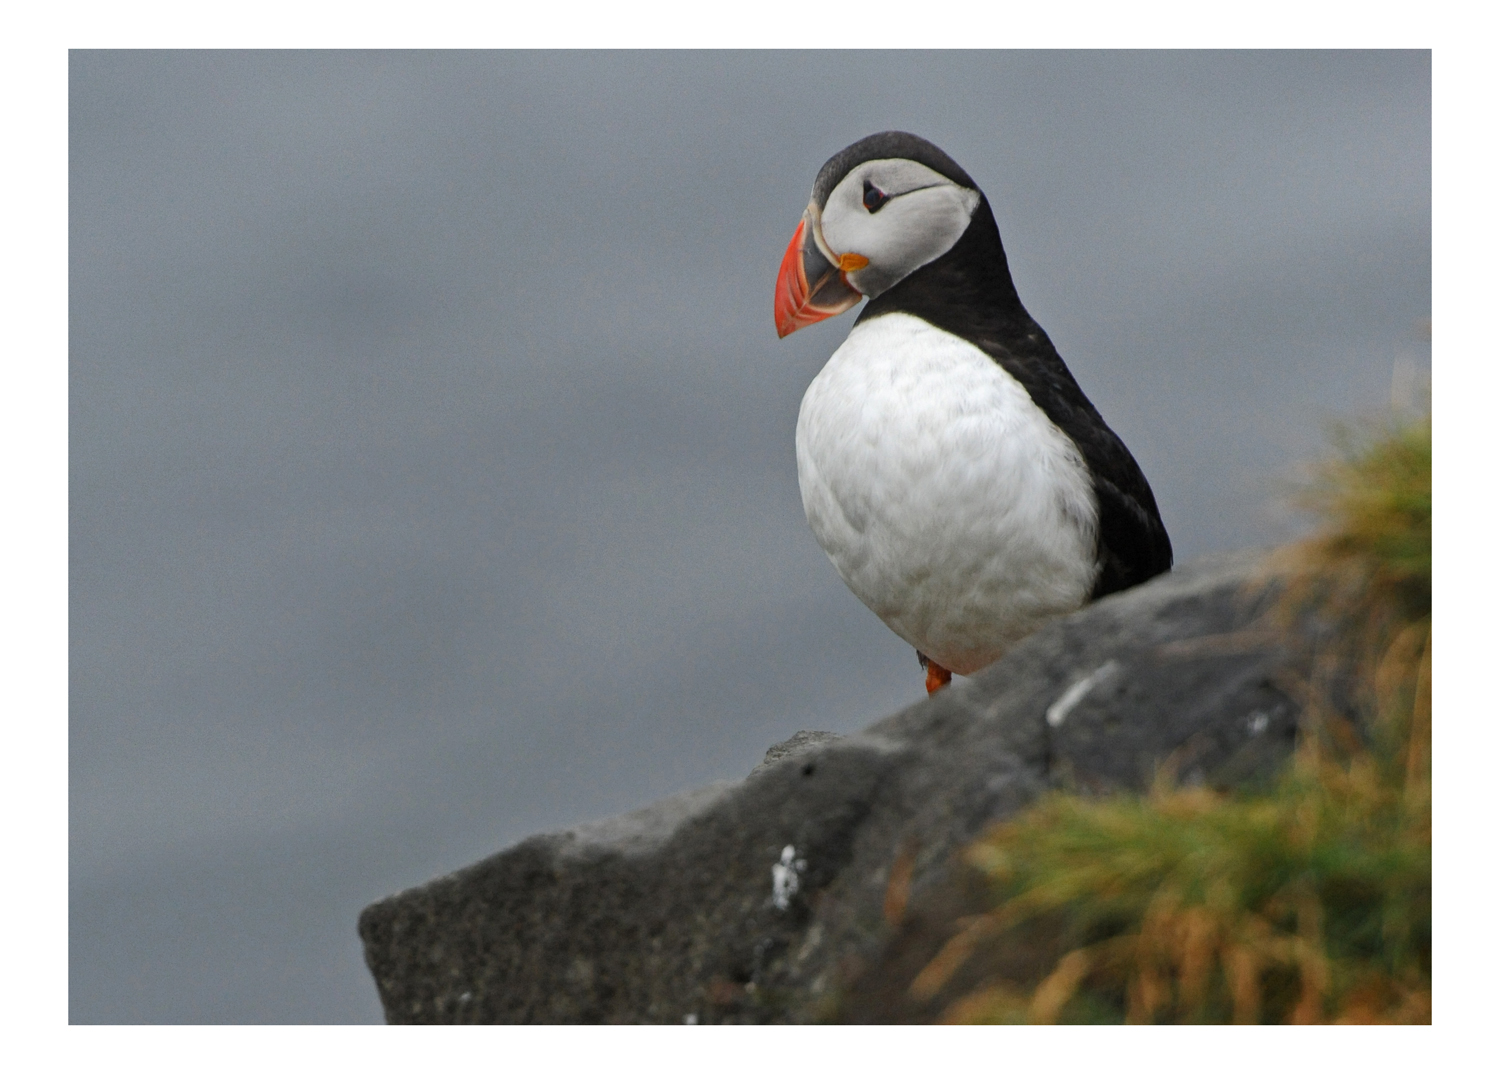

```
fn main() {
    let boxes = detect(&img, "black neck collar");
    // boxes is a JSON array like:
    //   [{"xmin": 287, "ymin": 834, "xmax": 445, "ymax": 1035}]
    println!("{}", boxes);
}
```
[{"xmin": 856, "ymin": 196, "xmax": 1032, "ymax": 337}]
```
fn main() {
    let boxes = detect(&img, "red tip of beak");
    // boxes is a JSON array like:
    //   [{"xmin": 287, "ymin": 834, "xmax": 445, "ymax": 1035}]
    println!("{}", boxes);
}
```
[{"xmin": 774, "ymin": 220, "xmax": 812, "ymax": 339}]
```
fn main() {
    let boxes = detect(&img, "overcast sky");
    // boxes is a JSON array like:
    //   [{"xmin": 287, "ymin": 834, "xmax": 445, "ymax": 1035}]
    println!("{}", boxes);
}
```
[{"xmin": 69, "ymin": 50, "xmax": 1429, "ymax": 1023}]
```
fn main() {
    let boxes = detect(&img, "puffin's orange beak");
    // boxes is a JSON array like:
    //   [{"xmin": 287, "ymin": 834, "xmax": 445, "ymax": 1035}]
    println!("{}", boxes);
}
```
[{"xmin": 774, "ymin": 207, "xmax": 865, "ymax": 338}]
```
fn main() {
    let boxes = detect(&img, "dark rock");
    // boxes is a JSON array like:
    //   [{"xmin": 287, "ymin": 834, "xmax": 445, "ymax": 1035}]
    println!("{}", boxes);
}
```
[
  {"xmin": 358, "ymin": 550, "xmax": 1309, "ymax": 1023},
  {"xmin": 753, "ymin": 730, "xmax": 844, "ymax": 774}
]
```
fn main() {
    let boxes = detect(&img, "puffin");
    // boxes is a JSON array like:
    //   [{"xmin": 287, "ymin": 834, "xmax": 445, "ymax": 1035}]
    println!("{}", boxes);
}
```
[{"xmin": 775, "ymin": 131, "xmax": 1172, "ymax": 695}]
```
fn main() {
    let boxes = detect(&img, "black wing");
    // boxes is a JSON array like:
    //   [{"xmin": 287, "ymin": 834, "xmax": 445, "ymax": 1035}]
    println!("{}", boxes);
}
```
[{"xmin": 966, "ymin": 319, "xmax": 1173, "ymax": 599}]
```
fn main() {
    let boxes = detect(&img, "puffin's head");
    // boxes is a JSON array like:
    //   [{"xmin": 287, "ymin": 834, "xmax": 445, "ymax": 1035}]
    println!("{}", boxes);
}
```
[{"xmin": 774, "ymin": 132, "xmax": 981, "ymax": 338}]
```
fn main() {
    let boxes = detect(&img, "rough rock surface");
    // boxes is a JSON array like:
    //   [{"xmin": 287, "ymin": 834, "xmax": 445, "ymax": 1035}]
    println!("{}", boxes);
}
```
[{"xmin": 358, "ymin": 550, "xmax": 1308, "ymax": 1023}]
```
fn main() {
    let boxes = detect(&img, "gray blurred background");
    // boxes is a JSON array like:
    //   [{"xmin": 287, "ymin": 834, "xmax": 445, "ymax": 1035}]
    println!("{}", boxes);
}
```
[{"xmin": 70, "ymin": 51, "xmax": 1430, "ymax": 1023}]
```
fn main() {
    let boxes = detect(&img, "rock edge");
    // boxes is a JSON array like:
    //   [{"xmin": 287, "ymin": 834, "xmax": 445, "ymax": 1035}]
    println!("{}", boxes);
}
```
[{"xmin": 359, "ymin": 550, "xmax": 1305, "ymax": 1023}]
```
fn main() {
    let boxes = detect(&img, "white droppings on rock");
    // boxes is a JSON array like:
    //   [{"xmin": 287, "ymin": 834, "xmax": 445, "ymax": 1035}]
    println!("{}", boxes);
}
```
[
  {"xmin": 1046, "ymin": 660, "xmax": 1121, "ymax": 728},
  {"xmin": 1044, "ymin": 654, "xmax": 1128, "ymax": 729},
  {"xmin": 771, "ymin": 844, "xmax": 807, "ymax": 910},
  {"xmin": 1247, "ymin": 710, "xmax": 1270, "ymax": 736}
]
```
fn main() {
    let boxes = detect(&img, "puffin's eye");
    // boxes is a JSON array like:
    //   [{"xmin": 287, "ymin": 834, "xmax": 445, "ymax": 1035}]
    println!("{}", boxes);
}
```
[{"xmin": 862, "ymin": 180, "xmax": 889, "ymax": 213}]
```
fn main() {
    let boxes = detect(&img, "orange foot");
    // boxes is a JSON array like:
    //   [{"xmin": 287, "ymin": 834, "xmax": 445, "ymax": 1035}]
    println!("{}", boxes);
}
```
[{"xmin": 918, "ymin": 653, "xmax": 953, "ymax": 694}]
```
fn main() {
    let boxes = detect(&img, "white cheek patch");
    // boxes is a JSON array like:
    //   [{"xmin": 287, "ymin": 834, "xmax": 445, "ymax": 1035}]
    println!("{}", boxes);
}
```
[{"xmin": 820, "ymin": 160, "xmax": 980, "ymax": 298}]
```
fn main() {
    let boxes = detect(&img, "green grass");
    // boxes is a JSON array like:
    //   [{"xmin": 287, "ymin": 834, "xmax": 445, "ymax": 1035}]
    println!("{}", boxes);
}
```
[{"xmin": 921, "ymin": 414, "xmax": 1431, "ymax": 1024}]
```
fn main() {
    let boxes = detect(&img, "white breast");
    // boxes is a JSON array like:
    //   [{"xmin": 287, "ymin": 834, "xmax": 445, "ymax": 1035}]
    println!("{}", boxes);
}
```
[{"xmin": 795, "ymin": 312, "xmax": 1099, "ymax": 675}]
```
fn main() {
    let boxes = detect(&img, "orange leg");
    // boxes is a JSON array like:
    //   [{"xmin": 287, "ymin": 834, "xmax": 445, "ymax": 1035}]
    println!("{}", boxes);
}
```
[{"xmin": 919, "ymin": 653, "xmax": 953, "ymax": 694}]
